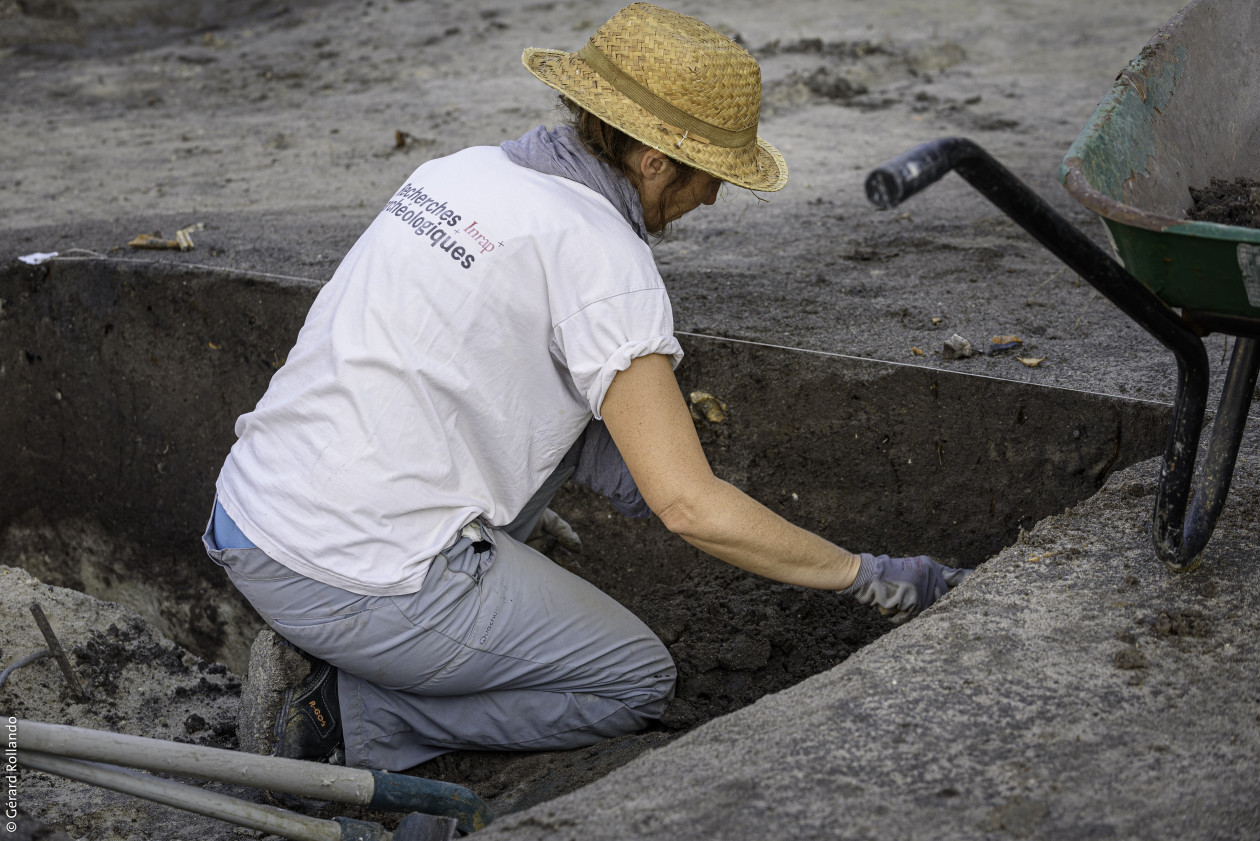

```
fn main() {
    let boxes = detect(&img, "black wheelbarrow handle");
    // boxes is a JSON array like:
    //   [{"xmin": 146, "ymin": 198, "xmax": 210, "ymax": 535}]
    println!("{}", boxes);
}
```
[
  {"xmin": 865, "ymin": 138, "xmax": 966, "ymax": 210},
  {"xmin": 865, "ymin": 137, "xmax": 1258, "ymax": 571}
]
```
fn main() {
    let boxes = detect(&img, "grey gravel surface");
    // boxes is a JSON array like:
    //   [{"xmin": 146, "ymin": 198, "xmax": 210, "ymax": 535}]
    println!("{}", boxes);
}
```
[{"xmin": 471, "ymin": 441, "xmax": 1260, "ymax": 840}]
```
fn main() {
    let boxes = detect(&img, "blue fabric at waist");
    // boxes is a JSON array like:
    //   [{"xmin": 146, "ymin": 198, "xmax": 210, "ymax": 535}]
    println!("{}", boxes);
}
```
[{"xmin": 213, "ymin": 500, "xmax": 258, "ymax": 550}]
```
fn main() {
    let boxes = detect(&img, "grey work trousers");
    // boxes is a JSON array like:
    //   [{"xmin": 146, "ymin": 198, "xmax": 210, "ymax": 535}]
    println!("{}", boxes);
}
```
[{"xmin": 202, "ymin": 506, "xmax": 675, "ymax": 771}]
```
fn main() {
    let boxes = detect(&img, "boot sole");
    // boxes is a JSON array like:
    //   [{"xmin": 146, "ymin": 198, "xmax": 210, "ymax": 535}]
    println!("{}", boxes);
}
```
[{"xmin": 237, "ymin": 628, "xmax": 313, "ymax": 756}]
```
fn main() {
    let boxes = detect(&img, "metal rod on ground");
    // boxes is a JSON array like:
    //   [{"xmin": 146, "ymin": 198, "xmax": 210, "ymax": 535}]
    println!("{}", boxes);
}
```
[
  {"xmin": 15, "ymin": 719, "xmax": 491, "ymax": 833},
  {"xmin": 28, "ymin": 602, "xmax": 88, "ymax": 700},
  {"xmin": 18, "ymin": 750, "xmax": 386, "ymax": 841}
]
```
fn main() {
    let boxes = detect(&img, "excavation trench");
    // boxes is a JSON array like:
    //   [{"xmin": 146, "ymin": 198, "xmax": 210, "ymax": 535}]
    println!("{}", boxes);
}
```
[{"xmin": 1, "ymin": 258, "xmax": 1172, "ymax": 819}]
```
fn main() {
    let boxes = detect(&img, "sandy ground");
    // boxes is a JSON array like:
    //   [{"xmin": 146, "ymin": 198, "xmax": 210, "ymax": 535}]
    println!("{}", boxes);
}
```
[
  {"xmin": 5, "ymin": 0, "xmax": 1253, "ymax": 838},
  {"xmin": 0, "ymin": 0, "xmax": 1217, "ymax": 404}
]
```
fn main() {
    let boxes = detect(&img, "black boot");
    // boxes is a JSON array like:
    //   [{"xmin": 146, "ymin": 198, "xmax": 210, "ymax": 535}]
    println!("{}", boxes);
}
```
[{"xmin": 239, "ymin": 629, "xmax": 343, "ymax": 762}]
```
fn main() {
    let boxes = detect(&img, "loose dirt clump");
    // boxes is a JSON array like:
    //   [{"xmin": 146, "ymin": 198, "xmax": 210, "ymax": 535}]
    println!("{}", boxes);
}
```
[
  {"xmin": 65, "ymin": 617, "xmax": 242, "ymax": 747},
  {"xmin": 74, "ymin": 617, "xmax": 193, "ymax": 695},
  {"xmin": 1187, "ymin": 177, "xmax": 1260, "ymax": 229},
  {"xmin": 1146, "ymin": 609, "xmax": 1212, "ymax": 638},
  {"xmin": 1113, "ymin": 645, "xmax": 1148, "ymax": 670}
]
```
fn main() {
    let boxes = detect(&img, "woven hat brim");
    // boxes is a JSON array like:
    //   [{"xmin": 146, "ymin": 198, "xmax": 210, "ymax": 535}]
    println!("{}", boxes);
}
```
[{"xmin": 523, "ymin": 47, "xmax": 788, "ymax": 193}]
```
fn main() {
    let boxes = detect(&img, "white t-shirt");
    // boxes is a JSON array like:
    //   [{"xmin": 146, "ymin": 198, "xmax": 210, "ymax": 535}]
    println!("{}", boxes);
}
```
[{"xmin": 215, "ymin": 146, "xmax": 682, "ymax": 596}]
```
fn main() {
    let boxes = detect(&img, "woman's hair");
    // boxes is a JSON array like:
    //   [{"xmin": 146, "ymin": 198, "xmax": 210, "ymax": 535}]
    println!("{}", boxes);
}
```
[{"xmin": 561, "ymin": 96, "xmax": 702, "ymax": 233}]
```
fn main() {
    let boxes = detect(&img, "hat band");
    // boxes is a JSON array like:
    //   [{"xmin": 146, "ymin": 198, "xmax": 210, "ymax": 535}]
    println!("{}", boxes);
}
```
[{"xmin": 576, "ymin": 41, "xmax": 758, "ymax": 149}]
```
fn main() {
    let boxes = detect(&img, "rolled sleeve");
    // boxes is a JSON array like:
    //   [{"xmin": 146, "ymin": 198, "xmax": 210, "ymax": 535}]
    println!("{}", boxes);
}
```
[
  {"xmin": 553, "ymin": 288, "xmax": 684, "ymax": 418},
  {"xmin": 589, "ymin": 334, "xmax": 684, "ymax": 418}
]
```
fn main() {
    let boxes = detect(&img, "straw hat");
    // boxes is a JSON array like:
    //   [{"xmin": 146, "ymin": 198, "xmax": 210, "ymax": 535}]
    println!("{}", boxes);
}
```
[{"xmin": 522, "ymin": 3, "xmax": 788, "ymax": 192}]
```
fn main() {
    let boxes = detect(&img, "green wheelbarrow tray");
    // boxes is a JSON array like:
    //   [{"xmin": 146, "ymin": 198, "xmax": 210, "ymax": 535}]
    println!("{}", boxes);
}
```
[
  {"xmin": 1060, "ymin": 0, "xmax": 1260, "ymax": 330},
  {"xmin": 864, "ymin": 0, "xmax": 1258, "ymax": 572}
]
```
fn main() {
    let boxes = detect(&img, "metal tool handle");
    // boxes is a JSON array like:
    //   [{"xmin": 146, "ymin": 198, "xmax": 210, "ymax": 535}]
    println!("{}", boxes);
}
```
[
  {"xmin": 15, "ymin": 719, "xmax": 491, "ymax": 834},
  {"xmin": 18, "ymin": 750, "xmax": 381, "ymax": 841},
  {"xmin": 865, "ymin": 136, "xmax": 1251, "ymax": 571}
]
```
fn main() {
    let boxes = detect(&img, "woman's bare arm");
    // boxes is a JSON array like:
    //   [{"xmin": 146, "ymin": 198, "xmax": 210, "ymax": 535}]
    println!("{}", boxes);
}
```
[{"xmin": 600, "ymin": 353, "xmax": 862, "ymax": 591}]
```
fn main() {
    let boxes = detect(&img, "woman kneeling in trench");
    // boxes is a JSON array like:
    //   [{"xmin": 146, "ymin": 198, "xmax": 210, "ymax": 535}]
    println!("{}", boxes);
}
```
[{"xmin": 202, "ymin": 2, "xmax": 969, "ymax": 770}]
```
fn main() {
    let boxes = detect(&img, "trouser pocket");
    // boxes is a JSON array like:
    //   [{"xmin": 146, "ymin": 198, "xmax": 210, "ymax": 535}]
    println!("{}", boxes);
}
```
[{"xmin": 387, "ymin": 528, "xmax": 489, "ymax": 636}]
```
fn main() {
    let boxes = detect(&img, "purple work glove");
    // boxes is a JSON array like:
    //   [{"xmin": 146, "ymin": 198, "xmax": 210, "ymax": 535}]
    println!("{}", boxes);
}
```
[{"xmin": 841, "ymin": 553, "xmax": 971, "ymax": 624}]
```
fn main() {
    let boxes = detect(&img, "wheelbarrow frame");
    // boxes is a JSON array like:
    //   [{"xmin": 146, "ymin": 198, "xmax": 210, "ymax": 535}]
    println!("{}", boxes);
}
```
[{"xmin": 865, "ymin": 136, "xmax": 1258, "ymax": 572}]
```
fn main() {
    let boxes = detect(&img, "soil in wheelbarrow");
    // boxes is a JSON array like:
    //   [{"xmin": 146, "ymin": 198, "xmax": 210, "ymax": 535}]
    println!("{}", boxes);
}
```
[{"xmin": 1187, "ymin": 177, "xmax": 1260, "ymax": 229}]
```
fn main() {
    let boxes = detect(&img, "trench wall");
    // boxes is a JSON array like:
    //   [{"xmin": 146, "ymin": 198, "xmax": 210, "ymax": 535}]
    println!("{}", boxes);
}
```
[{"xmin": 0, "ymin": 259, "xmax": 1173, "ymax": 670}]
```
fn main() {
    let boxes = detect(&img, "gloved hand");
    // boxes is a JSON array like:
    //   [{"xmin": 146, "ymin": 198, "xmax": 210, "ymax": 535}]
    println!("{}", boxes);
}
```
[
  {"xmin": 526, "ymin": 508, "xmax": 583, "ymax": 554},
  {"xmin": 841, "ymin": 553, "xmax": 971, "ymax": 625}
]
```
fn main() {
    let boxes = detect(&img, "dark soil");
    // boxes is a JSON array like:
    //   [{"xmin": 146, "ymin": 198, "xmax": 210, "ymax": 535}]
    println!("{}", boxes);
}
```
[
  {"xmin": 404, "ymin": 486, "xmax": 893, "ymax": 816},
  {"xmin": 69, "ymin": 616, "xmax": 241, "ymax": 747},
  {"xmin": 73, "ymin": 617, "xmax": 194, "ymax": 696},
  {"xmin": 1187, "ymin": 177, "xmax": 1260, "ymax": 229}
]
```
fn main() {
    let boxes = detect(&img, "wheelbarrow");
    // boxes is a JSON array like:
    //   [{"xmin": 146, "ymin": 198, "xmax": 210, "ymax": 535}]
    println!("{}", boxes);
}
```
[{"xmin": 864, "ymin": 0, "xmax": 1259, "ymax": 571}]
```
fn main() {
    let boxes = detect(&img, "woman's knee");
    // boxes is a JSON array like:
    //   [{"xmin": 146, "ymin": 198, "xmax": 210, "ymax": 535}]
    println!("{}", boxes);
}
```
[{"xmin": 624, "ymin": 639, "xmax": 676, "ymax": 714}]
